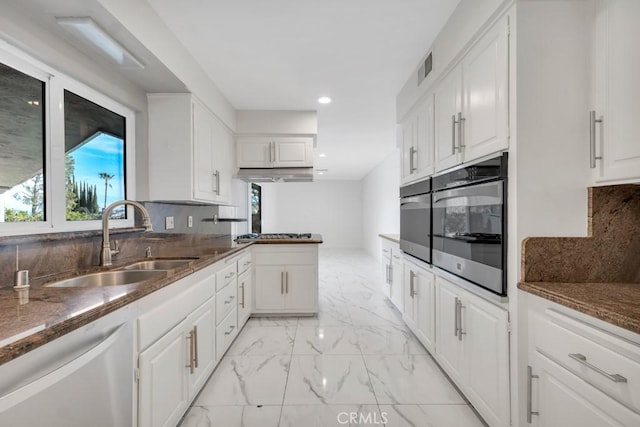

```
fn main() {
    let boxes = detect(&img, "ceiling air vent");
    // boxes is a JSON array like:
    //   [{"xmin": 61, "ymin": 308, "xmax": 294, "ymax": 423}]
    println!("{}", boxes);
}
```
[{"xmin": 417, "ymin": 52, "xmax": 433, "ymax": 86}]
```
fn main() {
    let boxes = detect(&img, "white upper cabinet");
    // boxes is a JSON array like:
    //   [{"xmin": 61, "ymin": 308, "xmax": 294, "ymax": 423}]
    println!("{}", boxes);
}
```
[
  {"xmin": 401, "ymin": 94, "xmax": 435, "ymax": 184},
  {"xmin": 434, "ymin": 14, "xmax": 509, "ymax": 173},
  {"xmin": 434, "ymin": 65, "xmax": 463, "ymax": 172},
  {"xmin": 591, "ymin": 0, "xmax": 640, "ymax": 183},
  {"xmin": 148, "ymin": 94, "xmax": 232, "ymax": 204},
  {"xmin": 236, "ymin": 136, "xmax": 313, "ymax": 168}
]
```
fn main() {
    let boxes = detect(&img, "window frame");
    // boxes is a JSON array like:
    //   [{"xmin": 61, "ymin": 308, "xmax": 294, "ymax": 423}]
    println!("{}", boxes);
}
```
[{"xmin": 0, "ymin": 40, "xmax": 136, "ymax": 236}]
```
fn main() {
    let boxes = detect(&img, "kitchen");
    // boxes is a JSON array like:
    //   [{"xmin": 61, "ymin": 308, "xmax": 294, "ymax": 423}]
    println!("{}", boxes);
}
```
[{"xmin": 0, "ymin": 0, "xmax": 639, "ymax": 426}]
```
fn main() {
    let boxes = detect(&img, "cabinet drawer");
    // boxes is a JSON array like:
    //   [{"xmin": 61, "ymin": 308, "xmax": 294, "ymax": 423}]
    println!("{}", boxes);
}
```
[
  {"xmin": 254, "ymin": 250, "xmax": 316, "ymax": 265},
  {"xmin": 532, "ymin": 309, "xmax": 640, "ymax": 411},
  {"xmin": 216, "ymin": 281, "xmax": 237, "ymax": 325},
  {"xmin": 238, "ymin": 252, "xmax": 252, "ymax": 275},
  {"xmin": 216, "ymin": 308, "xmax": 238, "ymax": 360},
  {"xmin": 216, "ymin": 263, "xmax": 237, "ymax": 291}
]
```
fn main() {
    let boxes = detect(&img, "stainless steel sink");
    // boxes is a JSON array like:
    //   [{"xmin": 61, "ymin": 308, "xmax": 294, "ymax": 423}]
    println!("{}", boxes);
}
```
[
  {"xmin": 120, "ymin": 258, "xmax": 198, "ymax": 271},
  {"xmin": 45, "ymin": 270, "xmax": 166, "ymax": 288}
]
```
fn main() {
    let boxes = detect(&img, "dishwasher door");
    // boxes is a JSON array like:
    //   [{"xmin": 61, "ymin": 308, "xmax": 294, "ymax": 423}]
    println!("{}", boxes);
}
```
[{"xmin": 0, "ymin": 305, "xmax": 135, "ymax": 427}]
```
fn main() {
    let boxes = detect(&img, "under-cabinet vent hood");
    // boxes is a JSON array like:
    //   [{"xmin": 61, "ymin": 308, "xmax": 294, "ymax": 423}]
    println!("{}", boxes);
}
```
[{"xmin": 235, "ymin": 168, "xmax": 314, "ymax": 183}]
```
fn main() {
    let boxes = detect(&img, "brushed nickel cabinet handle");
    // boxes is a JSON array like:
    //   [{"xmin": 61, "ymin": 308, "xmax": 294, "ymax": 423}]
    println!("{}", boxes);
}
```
[
  {"xmin": 186, "ymin": 329, "xmax": 195, "ymax": 374},
  {"xmin": 568, "ymin": 353, "xmax": 627, "ymax": 383},
  {"xmin": 409, "ymin": 146, "xmax": 417, "ymax": 173},
  {"xmin": 224, "ymin": 325, "xmax": 236, "ymax": 335},
  {"xmin": 193, "ymin": 326, "xmax": 198, "ymax": 369},
  {"xmin": 285, "ymin": 271, "xmax": 289, "ymax": 294},
  {"xmin": 457, "ymin": 112, "xmax": 465, "ymax": 151},
  {"xmin": 457, "ymin": 299, "xmax": 466, "ymax": 341},
  {"xmin": 589, "ymin": 110, "xmax": 603, "ymax": 168},
  {"xmin": 409, "ymin": 270, "xmax": 415, "ymax": 298},
  {"xmin": 454, "ymin": 297, "xmax": 459, "ymax": 337},
  {"xmin": 281, "ymin": 271, "xmax": 284, "ymax": 294},
  {"xmin": 527, "ymin": 365, "xmax": 539, "ymax": 423},
  {"xmin": 451, "ymin": 114, "xmax": 457, "ymax": 155},
  {"xmin": 240, "ymin": 282, "xmax": 245, "ymax": 308}
]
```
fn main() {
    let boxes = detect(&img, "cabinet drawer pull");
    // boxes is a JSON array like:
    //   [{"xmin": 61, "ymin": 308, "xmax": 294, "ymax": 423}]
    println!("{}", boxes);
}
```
[
  {"xmin": 451, "ymin": 114, "xmax": 457, "ymax": 155},
  {"xmin": 285, "ymin": 271, "xmax": 289, "ymax": 294},
  {"xmin": 526, "ymin": 365, "xmax": 539, "ymax": 423},
  {"xmin": 281, "ymin": 272, "xmax": 284, "ymax": 294},
  {"xmin": 193, "ymin": 326, "xmax": 198, "ymax": 369},
  {"xmin": 589, "ymin": 110, "xmax": 603, "ymax": 168},
  {"xmin": 224, "ymin": 296, "xmax": 235, "ymax": 304},
  {"xmin": 224, "ymin": 325, "xmax": 236, "ymax": 335},
  {"xmin": 568, "ymin": 353, "xmax": 627, "ymax": 383},
  {"xmin": 457, "ymin": 300, "xmax": 466, "ymax": 341},
  {"xmin": 186, "ymin": 329, "xmax": 195, "ymax": 374},
  {"xmin": 240, "ymin": 282, "xmax": 245, "ymax": 308},
  {"xmin": 409, "ymin": 270, "xmax": 415, "ymax": 298},
  {"xmin": 454, "ymin": 297, "xmax": 459, "ymax": 337},
  {"xmin": 225, "ymin": 272, "xmax": 235, "ymax": 279},
  {"xmin": 457, "ymin": 112, "xmax": 465, "ymax": 150}
]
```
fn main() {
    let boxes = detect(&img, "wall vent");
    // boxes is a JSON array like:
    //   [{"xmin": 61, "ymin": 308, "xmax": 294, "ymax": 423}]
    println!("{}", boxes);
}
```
[{"xmin": 417, "ymin": 52, "xmax": 433, "ymax": 86}]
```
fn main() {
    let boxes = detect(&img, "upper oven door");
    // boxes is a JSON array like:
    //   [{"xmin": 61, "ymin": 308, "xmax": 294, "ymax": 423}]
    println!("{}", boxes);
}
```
[
  {"xmin": 432, "ymin": 180, "xmax": 505, "ymax": 294},
  {"xmin": 400, "ymin": 193, "xmax": 431, "ymax": 263}
]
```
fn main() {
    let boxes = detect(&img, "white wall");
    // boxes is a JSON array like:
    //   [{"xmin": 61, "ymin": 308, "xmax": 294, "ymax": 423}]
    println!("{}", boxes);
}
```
[
  {"xmin": 259, "ymin": 181, "xmax": 363, "ymax": 248},
  {"xmin": 361, "ymin": 149, "xmax": 401, "ymax": 258}
]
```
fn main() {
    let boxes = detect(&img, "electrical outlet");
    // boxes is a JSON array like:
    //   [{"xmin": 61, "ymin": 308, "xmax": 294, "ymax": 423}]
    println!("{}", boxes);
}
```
[
  {"xmin": 187, "ymin": 216, "xmax": 193, "ymax": 228},
  {"xmin": 165, "ymin": 216, "xmax": 174, "ymax": 230}
]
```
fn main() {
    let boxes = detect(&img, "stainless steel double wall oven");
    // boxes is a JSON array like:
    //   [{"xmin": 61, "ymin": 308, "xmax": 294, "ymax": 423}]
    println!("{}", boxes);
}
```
[
  {"xmin": 400, "ymin": 154, "xmax": 508, "ymax": 296},
  {"xmin": 432, "ymin": 154, "xmax": 508, "ymax": 295}
]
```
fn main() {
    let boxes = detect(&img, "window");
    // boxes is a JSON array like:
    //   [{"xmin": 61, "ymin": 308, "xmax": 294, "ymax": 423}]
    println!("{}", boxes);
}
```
[
  {"xmin": 64, "ymin": 90, "xmax": 126, "ymax": 221},
  {"xmin": 0, "ymin": 42, "xmax": 135, "ymax": 235},
  {"xmin": 251, "ymin": 183, "xmax": 261, "ymax": 233},
  {"xmin": 0, "ymin": 62, "xmax": 46, "ymax": 223}
]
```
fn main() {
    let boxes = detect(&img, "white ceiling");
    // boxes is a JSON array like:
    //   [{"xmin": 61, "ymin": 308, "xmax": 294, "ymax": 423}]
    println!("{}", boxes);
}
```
[{"xmin": 147, "ymin": 0, "xmax": 461, "ymax": 180}]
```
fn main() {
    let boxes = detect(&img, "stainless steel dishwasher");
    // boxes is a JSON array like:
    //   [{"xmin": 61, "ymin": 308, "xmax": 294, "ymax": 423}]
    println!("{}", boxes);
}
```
[{"xmin": 0, "ymin": 305, "xmax": 135, "ymax": 427}]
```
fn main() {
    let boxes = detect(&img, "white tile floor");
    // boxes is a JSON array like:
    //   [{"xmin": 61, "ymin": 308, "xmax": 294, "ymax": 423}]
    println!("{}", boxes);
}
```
[{"xmin": 180, "ymin": 249, "xmax": 486, "ymax": 427}]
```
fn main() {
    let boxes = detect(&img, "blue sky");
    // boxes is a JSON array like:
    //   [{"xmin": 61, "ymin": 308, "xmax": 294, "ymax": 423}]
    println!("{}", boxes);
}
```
[{"xmin": 71, "ymin": 132, "xmax": 125, "ymax": 209}]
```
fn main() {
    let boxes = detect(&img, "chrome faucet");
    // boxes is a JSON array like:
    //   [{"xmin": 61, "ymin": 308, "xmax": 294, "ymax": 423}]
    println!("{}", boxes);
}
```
[{"xmin": 101, "ymin": 200, "xmax": 153, "ymax": 267}]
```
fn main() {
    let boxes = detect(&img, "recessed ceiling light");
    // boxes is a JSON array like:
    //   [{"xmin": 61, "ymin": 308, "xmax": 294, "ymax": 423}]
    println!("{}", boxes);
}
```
[
  {"xmin": 318, "ymin": 96, "xmax": 332, "ymax": 104},
  {"xmin": 318, "ymin": 172, "xmax": 324, "ymax": 175},
  {"xmin": 319, "ymin": 153, "xmax": 326, "ymax": 158}
]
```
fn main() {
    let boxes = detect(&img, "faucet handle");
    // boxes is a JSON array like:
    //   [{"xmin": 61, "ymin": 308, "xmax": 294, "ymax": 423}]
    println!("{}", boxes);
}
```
[{"xmin": 111, "ymin": 239, "xmax": 120, "ymax": 257}]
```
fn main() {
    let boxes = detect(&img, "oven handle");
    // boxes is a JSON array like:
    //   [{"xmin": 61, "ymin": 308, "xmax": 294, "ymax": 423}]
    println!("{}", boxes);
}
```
[{"xmin": 433, "ymin": 181, "xmax": 503, "ymax": 206}]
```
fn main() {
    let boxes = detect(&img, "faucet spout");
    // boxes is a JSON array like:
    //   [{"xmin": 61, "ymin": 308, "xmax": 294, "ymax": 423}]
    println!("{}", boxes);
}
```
[{"xmin": 101, "ymin": 200, "xmax": 153, "ymax": 267}]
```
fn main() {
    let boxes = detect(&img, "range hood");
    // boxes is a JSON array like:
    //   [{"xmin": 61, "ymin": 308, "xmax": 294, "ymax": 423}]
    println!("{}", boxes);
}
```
[{"xmin": 235, "ymin": 167, "xmax": 314, "ymax": 183}]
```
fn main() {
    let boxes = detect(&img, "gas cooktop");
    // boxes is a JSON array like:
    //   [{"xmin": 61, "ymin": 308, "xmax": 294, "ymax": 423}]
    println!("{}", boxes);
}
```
[{"xmin": 235, "ymin": 233, "xmax": 313, "ymax": 241}]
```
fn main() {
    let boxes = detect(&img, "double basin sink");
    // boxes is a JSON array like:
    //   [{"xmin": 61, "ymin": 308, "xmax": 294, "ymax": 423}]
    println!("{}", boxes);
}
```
[{"xmin": 45, "ymin": 258, "xmax": 199, "ymax": 288}]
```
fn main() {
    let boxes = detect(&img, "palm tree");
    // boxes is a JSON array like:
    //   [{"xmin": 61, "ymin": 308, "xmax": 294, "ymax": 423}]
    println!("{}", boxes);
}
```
[{"xmin": 98, "ymin": 172, "xmax": 115, "ymax": 211}]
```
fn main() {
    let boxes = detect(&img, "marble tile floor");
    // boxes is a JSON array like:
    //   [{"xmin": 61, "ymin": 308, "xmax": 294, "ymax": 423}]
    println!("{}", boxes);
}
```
[{"xmin": 180, "ymin": 249, "xmax": 486, "ymax": 427}]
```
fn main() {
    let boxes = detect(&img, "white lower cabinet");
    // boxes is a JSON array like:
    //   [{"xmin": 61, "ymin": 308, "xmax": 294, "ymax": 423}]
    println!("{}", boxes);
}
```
[
  {"xmin": 435, "ymin": 275, "xmax": 510, "ymax": 427},
  {"xmin": 389, "ymin": 253, "xmax": 403, "ymax": 311},
  {"xmin": 529, "ymin": 351, "xmax": 639, "ymax": 427},
  {"xmin": 237, "ymin": 268, "xmax": 252, "ymax": 327},
  {"xmin": 138, "ymin": 297, "xmax": 215, "ymax": 427},
  {"xmin": 525, "ymin": 293, "xmax": 640, "ymax": 426},
  {"xmin": 253, "ymin": 245, "xmax": 319, "ymax": 314},
  {"xmin": 403, "ymin": 260, "xmax": 435, "ymax": 353}
]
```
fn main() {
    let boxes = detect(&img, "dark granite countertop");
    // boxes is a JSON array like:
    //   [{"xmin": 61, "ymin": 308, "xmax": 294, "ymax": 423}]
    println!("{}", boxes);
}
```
[
  {"xmin": 518, "ymin": 281, "xmax": 640, "ymax": 335},
  {"xmin": 235, "ymin": 234, "xmax": 323, "ymax": 244},
  {"xmin": 0, "ymin": 241, "xmax": 252, "ymax": 365}
]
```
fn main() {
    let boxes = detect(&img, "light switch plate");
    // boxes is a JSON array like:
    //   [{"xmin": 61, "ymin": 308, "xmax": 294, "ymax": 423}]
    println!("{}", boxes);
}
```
[
  {"xmin": 187, "ymin": 216, "xmax": 193, "ymax": 228},
  {"xmin": 165, "ymin": 216, "xmax": 174, "ymax": 230}
]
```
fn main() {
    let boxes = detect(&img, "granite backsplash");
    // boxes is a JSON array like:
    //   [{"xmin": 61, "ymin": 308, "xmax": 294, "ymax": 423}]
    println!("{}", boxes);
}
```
[
  {"xmin": 522, "ymin": 184, "xmax": 640, "ymax": 283},
  {"xmin": 0, "ymin": 202, "xmax": 238, "ymax": 288}
]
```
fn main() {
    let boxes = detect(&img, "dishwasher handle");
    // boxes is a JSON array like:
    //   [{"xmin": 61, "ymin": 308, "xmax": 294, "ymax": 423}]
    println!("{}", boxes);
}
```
[{"xmin": 0, "ymin": 322, "xmax": 128, "ymax": 412}]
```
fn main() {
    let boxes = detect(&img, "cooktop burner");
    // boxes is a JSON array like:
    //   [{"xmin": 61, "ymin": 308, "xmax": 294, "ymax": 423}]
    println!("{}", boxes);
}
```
[{"xmin": 236, "ymin": 233, "xmax": 313, "ymax": 240}]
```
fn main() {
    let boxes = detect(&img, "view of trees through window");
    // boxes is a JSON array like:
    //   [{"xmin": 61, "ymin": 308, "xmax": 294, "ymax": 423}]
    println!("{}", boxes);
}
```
[{"xmin": 64, "ymin": 90, "xmax": 126, "ymax": 221}]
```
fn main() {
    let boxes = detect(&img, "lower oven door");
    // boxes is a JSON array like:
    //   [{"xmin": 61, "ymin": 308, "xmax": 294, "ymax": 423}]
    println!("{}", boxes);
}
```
[
  {"xmin": 432, "ymin": 180, "xmax": 505, "ymax": 295},
  {"xmin": 400, "ymin": 193, "xmax": 431, "ymax": 263}
]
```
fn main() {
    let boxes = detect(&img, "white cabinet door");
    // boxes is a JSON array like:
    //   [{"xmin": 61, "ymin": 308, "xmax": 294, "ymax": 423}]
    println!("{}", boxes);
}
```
[
  {"xmin": 401, "ymin": 116, "xmax": 416, "ymax": 182},
  {"xmin": 414, "ymin": 267, "xmax": 435, "ymax": 353},
  {"xmin": 273, "ymin": 137, "xmax": 313, "ymax": 167},
  {"xmin": 254, "ymin": 266, "xmax": 287, "ymax": 311},
  {"xmin": 193, "ymin": 100, "xmax": 217, "ymax": 202},
  {"xmin": 285, "ymin": 265, "xmax": 318, "ymax": 310},
  {"xmin": 462, "ymin": 14, "xmax": 509, "ymax": 162},
  {"xmin": 415, "ymin": 96, "xmax": 435, "ymax": 178},
  {"xmin": 390, "ymin": 255, "xmax": 403, "ymax": 311},
  {"xmin": 435, "ymin": 277, "xmax": 464, "ymax": 384},
  {"xmin": 592, "ymin": 0, "xmax": 640, "ymax": 183},
  {"xmin": 463, "ymin": 292, "xmax": 510, "ymax": 427},
  {"xmin": 237, "ymin": 138, "xmax": 272, "ymax": 168},
  {"xmin": 434, "ymin": 65, "xmax": 463, "ymax": 172},
  {"xmin": 531, "ymin": 352, "xmax": 640, "ymax": 427},
  {"xmin": 138, "ymin": 319, "xmax": 189, "ymax": 427},
  {"xmin": 237, "ymin": 269, "xmax": 252, "ymax": 327},
  {"xmin": 186, "ymin": 299, "xmax": 216, "ymax": 399}
]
